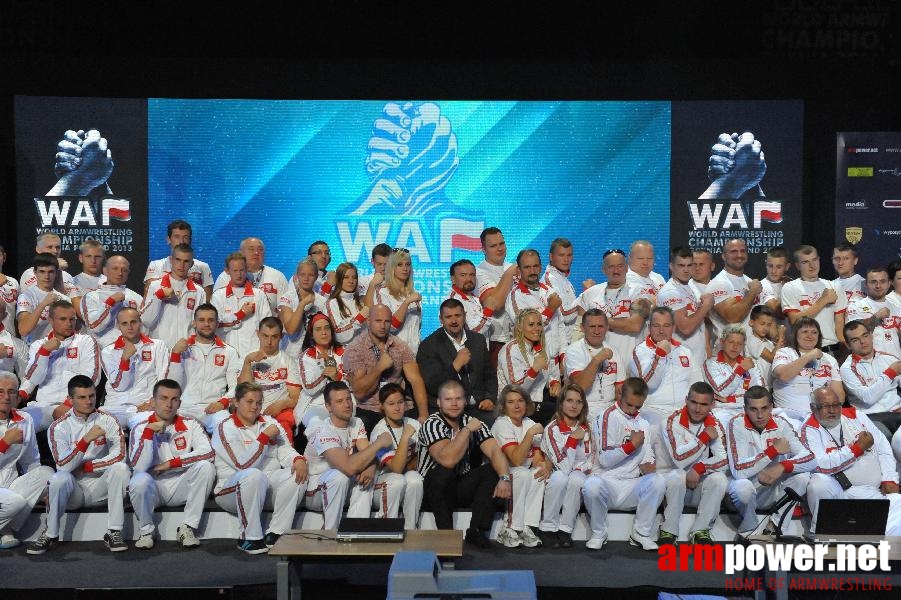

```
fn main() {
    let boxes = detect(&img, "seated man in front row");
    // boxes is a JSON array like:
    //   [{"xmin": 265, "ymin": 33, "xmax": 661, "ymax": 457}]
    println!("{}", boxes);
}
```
[
  {"xmin": 726, "ymin": 385, "xmax": 815, "ymax": 536},
  {"xmin": 212, "ymin": 382, "xmax": 307, "ymax": 554},
  {"xmin": 800, "ymin": 386, "xmax": 901, "ymax": 538},
  {"xmin": 417, "ymin": 379, "xmax": 513, "ymax": 549},
  {"xmin": 657, "ymin": 381, "xmax": 729, "ymax": 546},
  {"xmin": 301, "ymin": 380, "xmax": 393, "ymax": 530},
  {"xmin": 582, "ymin": 377, "xmax": 665, "ymax": 551},
  {"xmin": 28, "ymin": 375, "xmax": 130, "ymax": 554},
  {"xmin": 128, "ymin": 378, "xmax": 216, "ymax": 549}
]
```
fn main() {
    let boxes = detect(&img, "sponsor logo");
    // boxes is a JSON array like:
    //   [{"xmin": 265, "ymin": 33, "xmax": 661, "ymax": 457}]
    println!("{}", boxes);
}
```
[
  {"xmin": 877, "ymin": 168, "xmax": 901, "ymax": 176},
  {"xmin": 884, "ymin": 200, "xmax": 901, "ymax": 208},
  {"xmin": 847, "ymin": 167, "xmax": 873, "ymax": 177},
  {"xmin": 886, "ymin": 148, "xmax": 901, "ymax": 152},
  {"xmin": 845, "ymin": 226, "xmax": 862, "ymax": 244},
  {"xmin": 687, "ymin": 201, "xmax": 783, "ymax": 229},
  {"xmin": 844, "ymin": 201, "xmax": 867, "ymax": 209},
  {"xmin": 846, "ymin": 147, "xmax": 878, "ymax": 153}
]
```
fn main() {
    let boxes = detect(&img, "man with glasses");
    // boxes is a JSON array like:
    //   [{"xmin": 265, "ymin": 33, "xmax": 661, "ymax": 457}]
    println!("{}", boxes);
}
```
[
  {"xmin": 576, "ymin": 248, "xmax": 652, "ymax": 367},
  {"xmin": 308, "ymin": 241, "xmax": 334, "ymax": 299},
  {"xmin": 800, "ymin": 386, "xmax": 901, "ymax": 539}
]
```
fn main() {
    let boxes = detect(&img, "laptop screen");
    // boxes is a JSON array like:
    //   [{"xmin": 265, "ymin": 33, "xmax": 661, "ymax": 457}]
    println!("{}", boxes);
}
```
[{"xmin": 816, "ymin": 499, "xmax": 889, "ymax": 536}]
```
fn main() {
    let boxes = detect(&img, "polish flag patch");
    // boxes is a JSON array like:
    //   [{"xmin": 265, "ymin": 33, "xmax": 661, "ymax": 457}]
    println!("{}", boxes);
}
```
[
  {"xmin": 214, "ymin": 355, "xmax": 225, "ymax": 367},
  {"xmin": 679, "ymin": 356, "xmax": 690, "ymax": 367},
  {"xmin": 67, "ymin": 347, "xmax": 78, "ymax": 359}
]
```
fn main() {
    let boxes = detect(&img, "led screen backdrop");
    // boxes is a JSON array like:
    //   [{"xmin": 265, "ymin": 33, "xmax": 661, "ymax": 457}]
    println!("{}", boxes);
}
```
[{"xmin": 14, "ymin": 97, "xmax": 802, "ymax": 334}]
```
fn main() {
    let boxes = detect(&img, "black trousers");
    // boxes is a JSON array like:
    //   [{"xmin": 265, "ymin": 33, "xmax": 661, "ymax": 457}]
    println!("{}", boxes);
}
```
[{"xmin": 423, "ymin": 462, "xmax": 499, "ymax": 531}]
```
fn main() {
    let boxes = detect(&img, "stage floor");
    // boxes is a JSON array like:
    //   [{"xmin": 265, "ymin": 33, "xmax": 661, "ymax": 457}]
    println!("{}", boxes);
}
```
[{"xmin": 5, "ymin": 537, "xmax": 900, "ymax": 600}]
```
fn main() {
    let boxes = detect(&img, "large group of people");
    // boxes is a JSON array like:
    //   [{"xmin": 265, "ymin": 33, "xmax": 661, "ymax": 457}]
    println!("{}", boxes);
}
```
[{"xmin": 1, "ymin": 223, "xmax": 901, "ymax": 556}]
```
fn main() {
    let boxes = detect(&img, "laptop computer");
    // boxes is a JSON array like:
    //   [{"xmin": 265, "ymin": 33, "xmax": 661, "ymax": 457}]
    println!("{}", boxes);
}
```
[
  {"xmin": 336, "ymin": 517, "xmax": 406, "ymax": 542},
  {"xmin": 813, "ymin": 498, "xmax": 889, "ymax": 544}
]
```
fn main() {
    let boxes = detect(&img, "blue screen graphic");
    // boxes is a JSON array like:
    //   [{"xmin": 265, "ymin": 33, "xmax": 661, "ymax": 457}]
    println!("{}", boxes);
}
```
[{"xmin": 148, "ymin": 100, "xmax": 671, "ymax": 333}]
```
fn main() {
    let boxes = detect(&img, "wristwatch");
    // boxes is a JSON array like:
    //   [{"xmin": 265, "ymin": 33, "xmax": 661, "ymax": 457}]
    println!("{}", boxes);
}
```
[{"xmin": 500, "ymin": 473, "xmax": 511, "ymax": 482}]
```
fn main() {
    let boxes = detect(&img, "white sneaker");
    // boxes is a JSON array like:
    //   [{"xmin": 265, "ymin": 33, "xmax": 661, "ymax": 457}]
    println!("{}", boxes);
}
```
[
  {"xmin": 0, "ymin": 533, "xmax": 20, "ymax": 549},
  {"xmin": 519, "ymin": 526, "xmax": 541, "ymax": 548},
  {"xmin": 177, "ymin": 524, "xmax": 200, "ymax": 548},
  {"xmin": 134, "ymin": 532, "xmax": 155, "ymax": 549},
  {"xmin": 629, "ymin": 531, "xmax": 659, "ymax": 551},
  {"xmin": 585, "ymin": 535, "xmax": 607, "ymax": 550},
  {"xmin": 496, "ymin": 527, "xmax": 522, "ymax": 548}
]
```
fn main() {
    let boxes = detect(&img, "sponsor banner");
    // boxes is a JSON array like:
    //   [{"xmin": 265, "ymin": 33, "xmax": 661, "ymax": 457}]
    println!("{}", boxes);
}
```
[
  {"xmin": 836, "ymin": 132, "xmax": 901, "ymax": 268},
  {"xmin": 14, "ymin": 97, "xmax": 149, "ymax": 291},
  {"xmin": 671, "ymin": 101, "xmax": 804, "ymax": 279}
]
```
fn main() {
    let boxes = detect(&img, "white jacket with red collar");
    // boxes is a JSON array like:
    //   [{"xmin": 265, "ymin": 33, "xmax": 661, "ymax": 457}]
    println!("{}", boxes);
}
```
[
  {"xmin": 78, "ymin": 284, "xmax": 144, "ymax": 348},
  {"xmin": 0, "ymin": 409, "xmax": 41, "ymax": 487},
  {"xmin": 725, "ymin": 412, "xmax": 816, "ymax": 481},
  {"xmin": 168, "ymin": 335, "xmax": 240, "ymax": 417},
  {"xmin": 628, "ymin": 336, "xmax": 694, "ymax": 417},
  {"xmin": 129, "ymin": 412, "xmax": 214, "ymax": 475},
  {"xmin": 211, "ymin": 413, "xmax": 300, "ymax": 493},
  {"xmin": 211, "ymin": 281, "xmax": 273, "ymax": 356},
  {"xmin": 497, "ymin": 340, "xmax": 558, "ymax": 407},
  {"xmin": 0, "ymin": 323, "xmax": 27, "ymax": 377},
  {"xmin": 540, "ymin": 417, "xmax": 593, "ymax": 475},
  {"xmin": 703, "ymin": 352, "xmax": 766, "ymax": 410},
  {"xmin": 506, "ymin": 281, "xmax": 565, "ymax": 360},
  {"xmin": 591, "ymin": 402, "xmax": 656, "ymax": 479},
  {"xmin": 659, "ymin": 406, "xmax": 728, "ymax": 475},
  {"xmin": 141, "ymin": 274, "xmax": 206, "ymax": 348},
  {"xmin": 447, "ymin": 286, "xmax": 493, "ymax": 339},
  {"xmin": 20, "ymin": 332, "xmax": 100, "ymax": 407},
  {"xmin": 101, "ymin": 335, "xmax": 171, "ymax": 408},
  {"xmin": 839, "ymin": 351, "xmax": 901, "ymax": 414},
  {"xmin": 48, "ymin": 408, "xmax": 127, "ymax": 475},
  {"xmin": 326, "ymin": 292, "xmax": 368, "ymax": 345},
  {"xmin": 799, "ymin": 406, "xmax": 899, "ymax": 488},
  {"xmin": 297, "ymin": 345, "xmax": 345, "ymax": 413}
]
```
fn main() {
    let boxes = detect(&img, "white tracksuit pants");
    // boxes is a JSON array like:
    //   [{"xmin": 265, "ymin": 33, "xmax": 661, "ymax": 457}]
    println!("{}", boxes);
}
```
[
  {"xmin": 0, "ymin": 466, "xmax": 54, "ymax": 533},
  {"xmin": 582, "ymin": 472, "xmax": 665, "ymax": 539},
  {"xmin": 303, "ymin": 468, "xmax": 372, "ymax": 530},
  {"xmin": 660, "ymin": 469, "xmax": 728, "ymax": 537},
  {"xmin": 806, "ymin": 473, "xmax": 901, "ymax": 535},
  {"xmin": 728, "ymin": 472, "xmax": 810, "ymax": 533},
  {"xmin": 129, "ymin": 461, "xmax": 216, "ymax": 534},
  {"xmin": 503, "ymin": 465, "xmax": 544, "ymax": 531},
  {"xmin": 215, "ymin": 467, "xmax": 305, "ymax": 541},
  {"xmin": 540, "ymin": 469, "xmax": 587, "ymax": 534},
  {"xmin": 46, "ymin": 463, "xmax": 130, "ymax": 538},
  {"xmin": 372, "ymin": 470, "xmax": 424, "ymax": 530}
]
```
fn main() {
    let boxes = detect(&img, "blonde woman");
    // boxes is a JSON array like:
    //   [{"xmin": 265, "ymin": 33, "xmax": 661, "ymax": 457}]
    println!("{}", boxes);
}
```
[
  {"xmin": 372, "ymin": 249, "xmax": 422, "ymax": 353},
  {"xmin": 326, "ymin": 263, "xmax": 369, "ymax": 345},
  {"xmin": 497, "ymin": 308, "xmax": 561, "ymax": 422},
  {"xmin": 490, "ymin": 384, "xmax": 549, "ymax": 548},
  {"xmin": 278, "ymin": 258, "xmax": 324, "ymax": 359},
  {"xmin": 539, "ymin": 383, "xmax": 592, "ymax": 549}
]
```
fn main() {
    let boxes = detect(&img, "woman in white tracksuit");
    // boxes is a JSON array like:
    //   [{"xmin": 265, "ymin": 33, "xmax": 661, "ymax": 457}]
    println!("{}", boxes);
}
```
[
  {"xmin": 538, "ymin": 382, "xmax": 593, "ymax": 549},
  {"xmin": 490, "ymin": 383, "xmax": 550, "ymax": 548}
]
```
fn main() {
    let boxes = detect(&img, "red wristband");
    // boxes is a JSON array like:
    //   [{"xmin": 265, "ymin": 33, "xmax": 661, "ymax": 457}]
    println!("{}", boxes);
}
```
[
  {"xmin": 293, "ymin": 455, "xmax": 307, "ymax": 464},
  {"xmin": 780, "ymin": 460, "xmax": 794, "ymax": 473},
  {"xmin": 142, "ymin": 428, "xmax": 155, "ymax": 440},
  {"xmin": 169, "ymin": 457, "xmax": 183, "ymax": 469},
  {"xmin": 849, "ymin": 442, "xmax": 864, "ymax": 457},
  {"xmin": 885, "ymin": 368, "xmax": 898, "ymax": 380},
  {"xmin": 105, "ymin": 297, "xmax": 117, "ymax": 307},
  {"xmin": 234, "ymin": 310, "xmax": 246, "ymax": 321},
  {"xmin": 0, "ymin": 439, "xmax": 10, "ymax": 453},
  {"xmin": 692, "ymin": 462, "xmax": 707, "ymax": 475},
  {"xmin": 526, "ymin": 367, "xmax": 538, "ymax": 378},
  {"xmin": 219, "ymin": 398, "xmax": 230, "ymax": 409},
  {"xmin": 354, "ymin": 313, "xmax": 366, "ymax": 323},
  {"xmin": 541, "ymin": 307, "xmax": 554, "ymax": 319},
  {"xmin": 170, "ymin": 352, "xmax": 182, "ymax": 363},
  {"xmin": 155, "ymin": 289, "xmax": 166, "ymax": 300},
  {"xmin": 734, "ymin": 365, "xmax": 746, "ymax": 376},
  {"xmin": 76, "ymin": 438, "xmax": 90, "ymax": 453},
  {"xmin": 257, "ymin": 433, "xmax": 271, "ymax": 445},
  {"xmin": 119, "ymin": 359, "xmax": 131, "ymax": 371},
  {"xmin": 655, "ymin": 347, "xmax": 668, "ymax": 357},
  {"xmin": 765, "ymin": 445, "xmax": 779, "ymax": 459},
  {"xmin": 482, "ymin": 307, "xmax": 494, "ymax": 317},
  {"xmin": 38, "ymin": 346, "xmax": 51, "ymax": 357},
  {"xmin": 391, "ymin": 316, "xmax": 402, "ymax": 329},
  {"xmin": 82, "ymin": 460, "xmax": 94, "ymax": 473},
  {"xmin": 321, "ymin": 282, "xmax": 333, "ymax": 294},
  {"xmin": 565, "ymin": 436, "xmax": 578, "ymax": 449},
  {"xmin": 622, "ymin": 441, "xmax": 636, "ymax": 455},
  {"xmin": 698, "ymin": 431, "xmax": 712, "ymax": 445}
]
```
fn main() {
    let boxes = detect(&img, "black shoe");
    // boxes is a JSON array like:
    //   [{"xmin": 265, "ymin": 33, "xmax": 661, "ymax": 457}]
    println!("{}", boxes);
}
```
[
  {"xmin": 464, "ymin": 528, "xmax": 491, "ymax": 549},
  {"xmin": 538, "ymin": 529, "xmax": 560, "ymax": 548},
  {"xmin": 237, "ymin": 538, "xmax": 269, "ymax": 554},
  {"xmin": 263, "ymin": 532, "xmax": 281, "ymax": 548},
  {"xmin": 557, "ymin": 530, "xmax": 573, "ymax": 548},
  {"xmin": 26, "ymin": 530, "xmax": 59, "ymax": 555},
  {"xmin": 104, "ymin": 529, "xmax": 128, "ymax": 552}
]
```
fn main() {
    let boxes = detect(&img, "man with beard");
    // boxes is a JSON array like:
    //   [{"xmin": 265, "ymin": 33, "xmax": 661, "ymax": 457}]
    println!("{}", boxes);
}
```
[
  {"xmin": 446, "ymin": 259, "xmax": 496, "ymax": 339},
  {"xmin": 417, "ymin": 299, "xmax": 497, "ymax": 423},
  {"xmin": 800, "ymin": 386, "xmax": 901, "ymax": 539}
]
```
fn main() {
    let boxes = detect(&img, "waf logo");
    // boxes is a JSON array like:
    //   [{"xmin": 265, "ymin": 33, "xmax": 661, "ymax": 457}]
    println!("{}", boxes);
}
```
[{"xmin": 34, "ymin": 197, "xmax": 131, "ymax": 227}]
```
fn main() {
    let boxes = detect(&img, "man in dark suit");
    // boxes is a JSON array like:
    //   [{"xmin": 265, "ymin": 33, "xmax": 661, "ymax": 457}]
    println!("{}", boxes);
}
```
[{"xmin": 417, "ymin": 299, "xmax": 498, "ymax": 425}]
